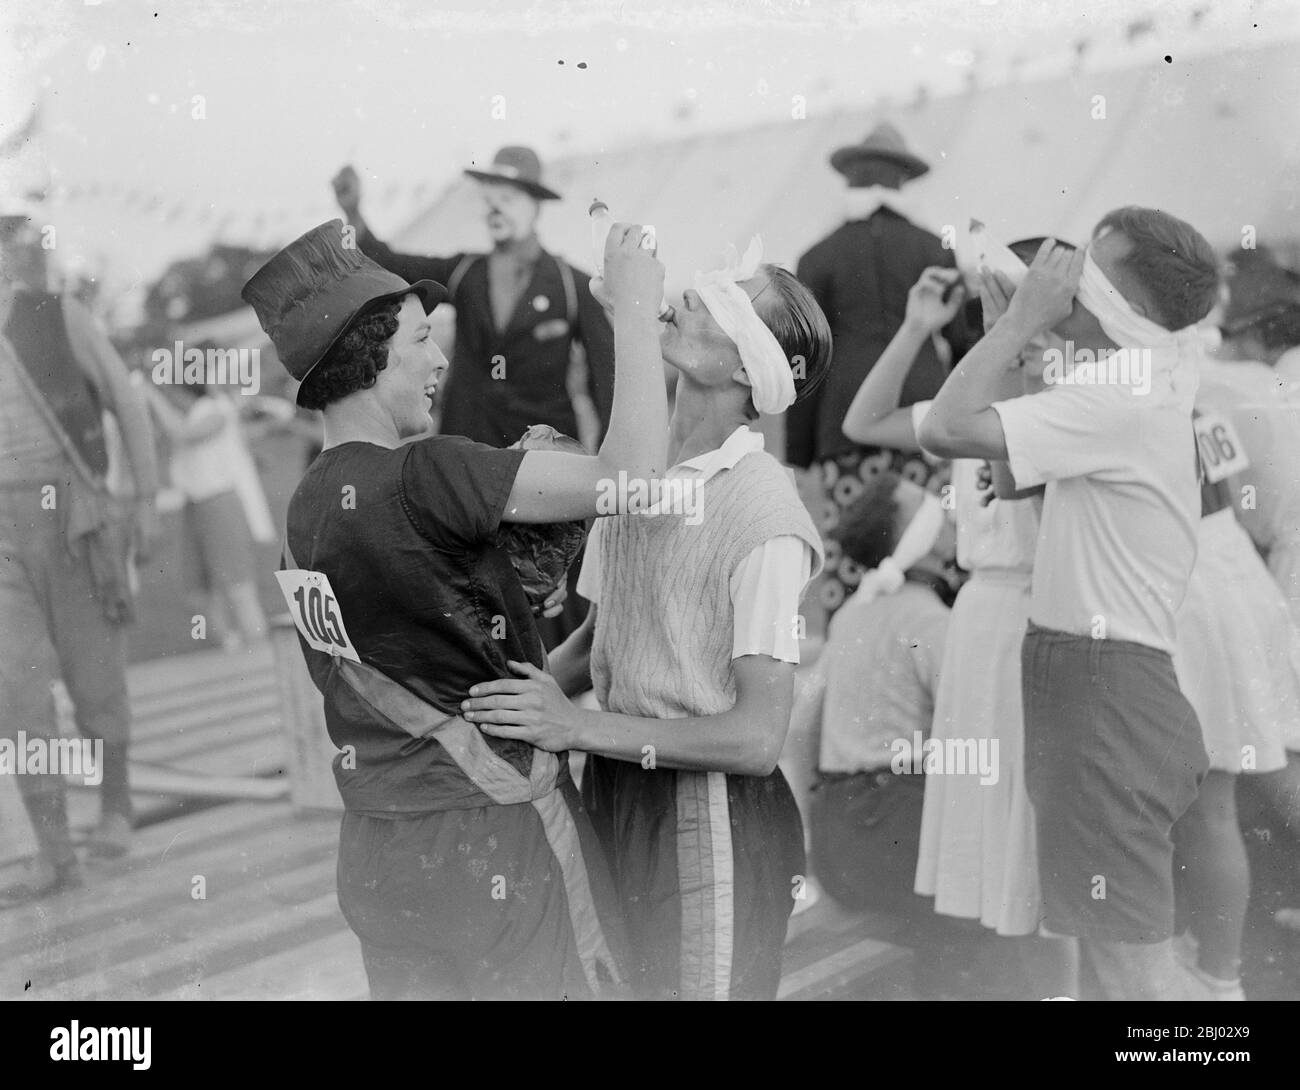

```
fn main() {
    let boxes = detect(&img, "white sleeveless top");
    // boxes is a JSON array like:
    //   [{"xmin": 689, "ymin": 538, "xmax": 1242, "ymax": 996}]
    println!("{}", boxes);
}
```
[{"xmin": 912, "ymin": 399, "xmax": 1038, "ymax": 575}]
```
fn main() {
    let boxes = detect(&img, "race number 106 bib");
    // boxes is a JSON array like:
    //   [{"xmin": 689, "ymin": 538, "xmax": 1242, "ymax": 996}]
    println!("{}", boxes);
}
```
[
  {"xmin": 1194, "ymin": 411, "xmax": 1251, "ymax": 484},
  {"xmin": 274, "ymin": 569, "xmax": 361, "ymax": 663}
]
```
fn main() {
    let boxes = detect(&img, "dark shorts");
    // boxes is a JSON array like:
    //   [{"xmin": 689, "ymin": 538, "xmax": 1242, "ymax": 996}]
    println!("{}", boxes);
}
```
[
  {"xmin": 810, "ymin": 770, "xmax": 928, "ymax": 918},
  {"xmin": 582, "ymin": 756, "xmax": 805, "ymax": 1001},
  {"xmin": 337, "ymin": 777, "xmax": 629, "ymax": 1000},
  {"xmin": 181, "ymin": 490, "xmax": 257, "ymax": 593},
  {"xmin": 1020, "ymin": 623, "xmax": 1208, "ymax": 944}
]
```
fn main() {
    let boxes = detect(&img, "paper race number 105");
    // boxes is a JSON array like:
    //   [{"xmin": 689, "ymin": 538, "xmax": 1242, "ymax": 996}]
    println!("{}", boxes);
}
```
[{"xmin": 274, "ymin": 569, "xmax": 361, "ymax": 662}]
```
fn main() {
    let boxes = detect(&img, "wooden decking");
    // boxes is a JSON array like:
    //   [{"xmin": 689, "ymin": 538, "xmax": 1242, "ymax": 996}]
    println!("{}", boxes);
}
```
[
  {"xmin": 122, "ymin": 645, "xmax": 284, "ymax": 787},
  {"xmin": 0, "ymin": 644, "xmax": 287, "ymax": 868},
  {"xmin": 2, "ymin": 793, "xmax": 910, "ymax": 1000},
  {"xmin": 1, "ymin": 641, "xmax": 913, "ymax": 1000},
  {"xmin": 3, "ymin": 800, "xmax": 347, "ymax": 1000}
]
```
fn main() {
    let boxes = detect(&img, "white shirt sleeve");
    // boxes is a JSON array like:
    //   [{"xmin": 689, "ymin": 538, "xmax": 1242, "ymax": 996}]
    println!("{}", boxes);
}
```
[
  {"xmin": 729, "ymin": 535, "xmax": 816, "ymax": 664},
  {"xmin": 575, "ymin": 525, "xmax": 602, "ymax": 604},
  {"xmin": 992, "ymin": 384, "xmax": 1134, "ymax": 489}
]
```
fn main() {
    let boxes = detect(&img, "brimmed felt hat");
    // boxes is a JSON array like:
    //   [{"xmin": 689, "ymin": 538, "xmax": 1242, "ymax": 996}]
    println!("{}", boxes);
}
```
[
  {"xmin": 830, "ymin": 122, "xmax": 930, "ymax": 181},
  {"xmin": 1222, "ymin": 250, "xmax": 1300, "ymax": 334},
  {"xmin": 0, "ymin": 212, "xmax": 37, "ymax": 243},
  {"xmin": 241, "ymin": 219, "xmax": 447, "ymax": 406},
  {"xmin": 464, "ymin": 146, "xmax": 561, "ymax": 201}
]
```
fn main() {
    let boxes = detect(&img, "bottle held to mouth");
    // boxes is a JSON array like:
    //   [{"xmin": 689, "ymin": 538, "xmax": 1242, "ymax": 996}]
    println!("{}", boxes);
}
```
[
  {"xmin": 589, "ymin": 200, "xmax": 676, "ymax": 323},
  {"xmin": 957, "ymin": 218, "xmax": 1029, "ymax": 286}
]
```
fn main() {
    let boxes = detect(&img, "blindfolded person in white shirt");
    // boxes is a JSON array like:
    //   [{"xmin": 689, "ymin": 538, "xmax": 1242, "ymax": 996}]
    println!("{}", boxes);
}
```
[{"xmin": 917, "ymin": 206, "xmax": 1222, "ymax": 1001}]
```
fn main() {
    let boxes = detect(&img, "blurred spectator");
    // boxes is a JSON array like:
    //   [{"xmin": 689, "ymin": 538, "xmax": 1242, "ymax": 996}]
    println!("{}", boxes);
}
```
[
  {"xmin": 142, "ymin": 378, "xmax": 271, "ymax": 649},
  {"xmin": 0, "ymin": 214, "xmax": 161, "ymax": 903},
  {"xmin": 1220, "ymin": 248, "xmax": 1300, "ymax": 386},
  {"xmin": 805, "ymin": 470, "xmax": 955, "ymax": 916},
  {"xmin": 788, "ymin": 122, "xmax": 970, "ymax": 626}
]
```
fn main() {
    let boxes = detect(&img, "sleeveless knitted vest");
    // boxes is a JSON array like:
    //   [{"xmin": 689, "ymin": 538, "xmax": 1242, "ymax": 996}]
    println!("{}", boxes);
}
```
[
  {"xmin": 3, "ymin": 290, "xmax": 108, "ymax": 479},
  {"xmin": 590, "ymin": 450, "xmax": 824, "ymax": 719}
]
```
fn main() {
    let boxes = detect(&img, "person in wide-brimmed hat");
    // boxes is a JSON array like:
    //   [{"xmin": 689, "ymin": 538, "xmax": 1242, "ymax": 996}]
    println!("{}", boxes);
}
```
[
  {"xmin": 787, "ymin": 121, "xmax": 971, "ymax": 633},
  {"xmin": 1219, "ymin": 247, "xmax": 1300, "ymax": 367},
  {"xmin": 330, "ymin": 145, "xmax": 612, "ymax": 446},
  {"xmin": 829, "ymin": 121, "xmax": 931, "ymax": 185},
  {"xmin": 462, "ymin": 144, "xmax": 563, "ymax": 201},
  {"xmin": 331, "ymin": 145, "xmax": 617, "ymax": 649},
  {"xmin": 243, "ymin": 215, "xmax": 671, "ymax": 999},
  {"xmin": 0, "ymin": 212, "xmax": 162, "ymax": 904}
]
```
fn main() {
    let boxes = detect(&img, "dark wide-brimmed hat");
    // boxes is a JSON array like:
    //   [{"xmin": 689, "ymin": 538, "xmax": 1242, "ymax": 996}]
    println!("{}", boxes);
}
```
[
  {"xmin": 464, "ymin": 146, "xmax": 561, "ymax": 201},
  {"xmin": 830, "ymin": 122, "xmax": 930, "ymax": 182},
  {"xmin": 1222, "ymin": 249, "xmax": 1300, "ymax": 335},
  {"xmin": 0, "ymin": 212, "xmax": 38, "ymax": 244},
  {"xmin": 242, "ymin": 219, "xmax": 447, "ymax": 406}
]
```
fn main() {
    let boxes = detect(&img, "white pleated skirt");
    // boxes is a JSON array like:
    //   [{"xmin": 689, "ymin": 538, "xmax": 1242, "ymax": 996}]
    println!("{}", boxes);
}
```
[
  {"xmin": 1268, "ymin": 538, "xmax": 1300, "ymax": 645},
  {"xmin": 914, "ymin": 569, "xmax": 1042, "ymax": 937},
  {"xmin": 1175, "ymin": 509, "xmax": 1300, "ymax": 768}
]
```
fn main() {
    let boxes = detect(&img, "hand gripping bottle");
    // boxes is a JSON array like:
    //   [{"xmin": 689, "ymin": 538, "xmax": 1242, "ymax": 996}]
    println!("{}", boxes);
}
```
[
  {"xmin": 958, "ymin": 219, "xmax": 1029, "ymax": 285},
  {"xmin": 589, "ymin": 200, "xmax": 675, "ymax": 322}
]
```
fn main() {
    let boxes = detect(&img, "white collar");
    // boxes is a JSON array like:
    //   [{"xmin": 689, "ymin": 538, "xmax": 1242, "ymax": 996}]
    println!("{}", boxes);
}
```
[
  {"xmin": 844, "ymin": 185, "xmax": 920, "ymax": 225},
  {"xmin": 671, "ymin": 425, "xmax": 764, "ymax": 483}
]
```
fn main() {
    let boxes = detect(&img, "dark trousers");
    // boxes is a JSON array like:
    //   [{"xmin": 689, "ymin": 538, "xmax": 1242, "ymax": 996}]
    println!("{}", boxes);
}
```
[
  {"xmin": 337, "ymin": 778, "xmax": 629, "ymax": 1001},
  {"xmin": 810, "ymin": 770, "xmax": 929, "ymax": 917},
  {"xmin": 1021, "ymin": 622, "xmax": 1207, "ymax": 943},
  {"xmin": 0, "ymin": 486, "xmax": 132, "ymax": 862},
  {"xmin": 583, "ymin": 758, "xmax": 805, "ymax": 1000}
]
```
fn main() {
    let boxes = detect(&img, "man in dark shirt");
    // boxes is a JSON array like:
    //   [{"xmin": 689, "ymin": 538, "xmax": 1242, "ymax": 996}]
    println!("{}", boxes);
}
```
[
  {"xmin": 244, "ymin": 217, "xmax": 668, "ymax": 999},
  {"xmin": 787, "ymin": 123, "xmax": 968, "ymax": 625},
  {"xmin": 331, "ymin": 147, "xmax": 614, "ymax": 449}
]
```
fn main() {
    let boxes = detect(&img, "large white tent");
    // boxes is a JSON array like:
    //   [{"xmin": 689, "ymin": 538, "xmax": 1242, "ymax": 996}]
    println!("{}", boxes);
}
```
[
  {"xmin": 172, "ymin": 37, "xmax": 1300, "ymax": 393},
  {"xmin": 395, "ymin": 39, "xmax": 1299, "ymax": 288}
]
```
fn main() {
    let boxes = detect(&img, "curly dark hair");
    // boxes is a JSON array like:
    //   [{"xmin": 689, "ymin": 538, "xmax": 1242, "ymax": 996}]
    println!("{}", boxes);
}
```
[
  {"xmin": 296, "ymin": 301, "xmax": 402, "ymax": 410},
  {"xmin": 833, "ymin": 469, "xmax": 902, "ymax": 572}
]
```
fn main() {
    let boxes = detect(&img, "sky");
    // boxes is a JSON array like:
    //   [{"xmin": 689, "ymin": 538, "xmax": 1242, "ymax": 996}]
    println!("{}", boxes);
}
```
[{"xmin": 2, "ymin": 0, "xmax": 1297, "ymax": 322}]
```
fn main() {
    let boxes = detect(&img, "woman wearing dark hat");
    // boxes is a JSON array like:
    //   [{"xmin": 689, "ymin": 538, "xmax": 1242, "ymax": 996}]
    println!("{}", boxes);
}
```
[
  {"xmin": 787, "ymin": 122, "xmax": 970, "ymax": 631},
  {"xmin": 243, "ymin": 217, "xmax": 668, "ymax": 1000},
  {"xmin": 333, "ymin": 147, "xmax": 617, "ymax": 650}
]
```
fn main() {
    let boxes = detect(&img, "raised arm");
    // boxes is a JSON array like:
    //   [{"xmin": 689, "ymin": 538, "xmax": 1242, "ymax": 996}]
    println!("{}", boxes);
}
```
[
  {"xmin": 574, "ymin": 271, "xmax": 616, "ymax": 443},
  {"xmin": 65, "ymin": 298, "xmax": 160, "ymax": 497},
  {"xmin": 63, "ymin": 298, "xmax": 162, "ymax": 556},
  {"xmin": 919, "ymin": 242, "xmax": 1082, "ymax": 461},
  {"xmin": 841, "ymin": 266, "xmax": 965, "ymax": 451},
  {"xmin": 500, "ymin": 223, "xmax": 669, "ymax": 523},
  {"xmin": 332, "ymin": 165, "xmax": 462, "ymax": 286}
]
